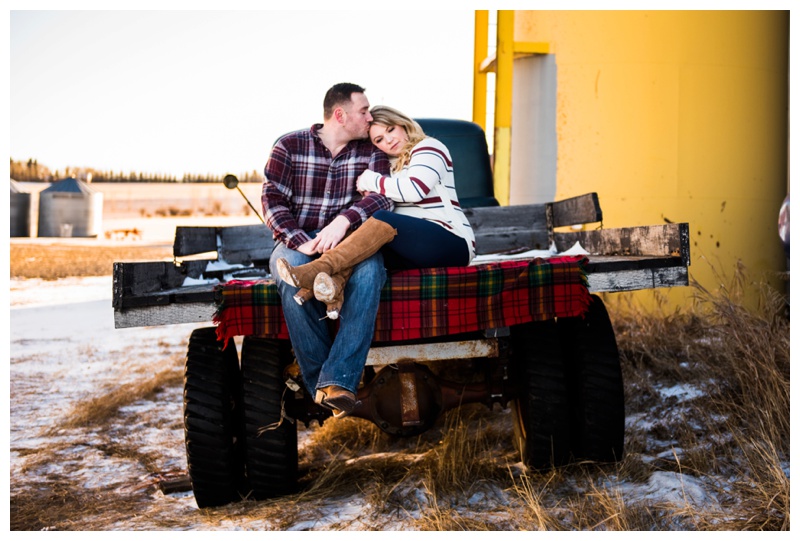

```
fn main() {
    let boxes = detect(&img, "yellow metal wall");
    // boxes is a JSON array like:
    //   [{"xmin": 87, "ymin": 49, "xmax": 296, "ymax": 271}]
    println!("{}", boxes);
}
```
[{"xmin": 513, "ymin": 11, "xmax": 789, "ymax": 305}]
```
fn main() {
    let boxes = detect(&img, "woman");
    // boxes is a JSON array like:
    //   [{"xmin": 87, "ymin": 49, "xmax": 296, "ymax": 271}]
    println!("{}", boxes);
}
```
[{"xmin": 277, "ymin": 105, "xmax": 475, "ymax": 320}]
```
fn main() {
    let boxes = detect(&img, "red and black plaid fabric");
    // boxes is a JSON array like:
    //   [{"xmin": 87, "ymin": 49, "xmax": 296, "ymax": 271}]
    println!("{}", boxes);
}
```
[{"xmin": 213, "ymin": 256, "xmax": 590, "ymax": 344}]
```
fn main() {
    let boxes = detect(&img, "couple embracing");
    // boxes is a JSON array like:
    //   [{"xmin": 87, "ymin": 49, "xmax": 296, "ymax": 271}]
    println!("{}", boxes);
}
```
[{"xmin": 262, "ymin": 82, "xmax": 475, "ymax": 418}]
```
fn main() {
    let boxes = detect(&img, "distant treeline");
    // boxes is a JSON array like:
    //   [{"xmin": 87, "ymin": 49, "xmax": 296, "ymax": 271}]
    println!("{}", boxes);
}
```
[{"xmin": 9, "ymin": 158, "xmax": 263, "ymax": 184}]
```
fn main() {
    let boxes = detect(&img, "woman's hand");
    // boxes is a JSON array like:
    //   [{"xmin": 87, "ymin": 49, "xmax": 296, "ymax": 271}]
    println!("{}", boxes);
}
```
[{"xmin": 356, "ymin": 170, "xmax": 374, "ymax": 193}]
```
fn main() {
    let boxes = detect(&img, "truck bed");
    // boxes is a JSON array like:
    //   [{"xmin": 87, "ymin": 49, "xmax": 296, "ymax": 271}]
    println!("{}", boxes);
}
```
[{"xmin": 112, "ymin": 193, "xmax": 690, "ymax": 330}]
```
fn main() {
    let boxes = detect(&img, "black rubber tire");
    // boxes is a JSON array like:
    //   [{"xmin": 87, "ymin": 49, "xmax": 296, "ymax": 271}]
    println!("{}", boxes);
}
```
[
  {"xmin": 559, "ymin": 294, "xmax": 625, "ymax": 463},
  {"xmin": 510, "ymin": 320, "xmax": 573, "ymax": 469},
  {"xmin": 183, "ymin": 327, "xmax": 245, "ymax": 508},
  {"xmin": 240, "ymin": 336, "xmax": 298, "ymax": 499}
]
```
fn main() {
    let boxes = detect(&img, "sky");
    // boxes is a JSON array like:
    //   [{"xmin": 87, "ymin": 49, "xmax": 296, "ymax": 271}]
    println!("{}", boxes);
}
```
[{"xmin": 9, "ymin": 5, "xmax": 479, "ymax": 178}]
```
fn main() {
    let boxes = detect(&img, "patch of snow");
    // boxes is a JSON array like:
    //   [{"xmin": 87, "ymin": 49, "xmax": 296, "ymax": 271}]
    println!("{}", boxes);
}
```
[
  {"xmin": 618, "ymin": 471, "xmax": 719, "ymax": 508},
  {"xmin": 182, "ymin": 276, "xmax": 220, "ymax": 287},
  {"xmin": 657, "ymin": 383, "xmax": 704, "ymax": 402},
  {"xmin": 205, "ymin": 260, "xmax": 249, "ymax": 272},
  {"xmin": 558, "ymin": 241, "xmax": 590, "ymax": 256},
  {"xmin": 9, "ymin": 276, "xmax": 112, "ymax": 308},
  {"xmin": 471, "ymin": 241, "xmax": 590, "ymax": 264}
]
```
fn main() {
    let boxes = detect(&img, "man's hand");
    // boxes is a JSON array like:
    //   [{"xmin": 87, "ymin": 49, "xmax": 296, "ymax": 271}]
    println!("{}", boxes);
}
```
[
  {"xmin": 296, "ymin": 239, "xmax": 320, "ymax": 256},
  {"xmin": 306, "ymin": 215, "xmax": 351, "ymax": 254}
]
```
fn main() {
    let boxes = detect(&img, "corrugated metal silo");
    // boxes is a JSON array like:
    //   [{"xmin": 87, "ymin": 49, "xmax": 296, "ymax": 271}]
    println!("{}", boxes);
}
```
[
  {"xmin": 37, "ymin": 177, "xmax": 103, "ymax": 237},
  {"xmin": 10, "ymin": 179, "xmax": 32, "ymax": 237}
]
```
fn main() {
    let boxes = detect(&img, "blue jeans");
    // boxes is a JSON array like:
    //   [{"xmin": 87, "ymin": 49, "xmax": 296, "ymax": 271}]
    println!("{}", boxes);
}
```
[{"xmin": 270, "ymin": 240, "xmax": 386, "ymax": 395}]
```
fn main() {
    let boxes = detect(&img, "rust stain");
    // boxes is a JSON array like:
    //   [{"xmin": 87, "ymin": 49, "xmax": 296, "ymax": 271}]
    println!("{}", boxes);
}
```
[
  {"xmin": 595, "ymin": 70, "xmax": 601, "ymax": 98},
  {"xmin": 399, "ymin": 370, "xmax": 421, "ymax": 426}
]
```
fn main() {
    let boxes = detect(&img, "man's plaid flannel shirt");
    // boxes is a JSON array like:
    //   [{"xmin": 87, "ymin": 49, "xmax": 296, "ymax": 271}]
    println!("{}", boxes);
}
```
[{"xmin": 262, "ymin": 124, "xmax": 393, "ymax": 250}]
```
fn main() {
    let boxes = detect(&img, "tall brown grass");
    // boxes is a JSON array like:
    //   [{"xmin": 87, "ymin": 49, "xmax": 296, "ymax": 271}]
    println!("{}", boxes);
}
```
[{"xmin": 607, "ymin": 259, "xmax": 790, "ymax": 531}]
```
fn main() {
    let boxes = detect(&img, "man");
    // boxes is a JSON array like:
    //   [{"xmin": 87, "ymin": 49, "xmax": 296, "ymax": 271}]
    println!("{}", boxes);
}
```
[{"xmin": 262, "ymin": 82, "xmax": 393, "ymax": 417}]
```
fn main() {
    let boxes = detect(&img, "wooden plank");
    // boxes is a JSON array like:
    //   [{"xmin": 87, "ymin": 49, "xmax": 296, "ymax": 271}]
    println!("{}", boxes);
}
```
[
  {"xmin": 173, "ymin": 227, "xmax": 217, "ymax": 258},
  {"xmin": 114, "ymin": 302, "xmax": 217, "ymax": 328},
  {"xmin": 587, "ymin": 266, "xmax": 689, "ymax": 292},
  {"xmin": 549, "ymin": 193, "xmax": 602, "ymax": 228},
  {"xmin": 218, "ymin": 225, "xmax": 273, "ymax": 265},
  {"xmin": 465, "ymin": 204, "xmax": 550, "ymax": 254},
  {"xmin": 113, "ymin": 259, "xmax": 271, "ymax": 310},
  {"xmin": 581, "ymin": 255, "xmax": 684, "ymax": 273},
  {"xmin": 112, "ymin": 260, "xmax": 213, "ymax": 308},
  {"xmin": 173, "ymin": 224, "xmax": 274, "ymax": 263},
  {"xmin": 474, "ymin": 230, "xmax": 551, "ymax": 254},
  {"xmin": 554, "ymin": 223, "xmax": 690, "ymax": 265},
  {"xmin": 158, "ymin": 475, "xmax": 192, "ymax": 495},
  {"xmin": 464, "ymin": 203, "xmax": 547, "ymax": 231}
]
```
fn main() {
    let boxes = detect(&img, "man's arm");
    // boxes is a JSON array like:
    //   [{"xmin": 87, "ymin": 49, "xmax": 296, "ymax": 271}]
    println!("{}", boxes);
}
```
[{"xmin": 262, "ymin": 143, "xmax": 313, "ymax": 250}]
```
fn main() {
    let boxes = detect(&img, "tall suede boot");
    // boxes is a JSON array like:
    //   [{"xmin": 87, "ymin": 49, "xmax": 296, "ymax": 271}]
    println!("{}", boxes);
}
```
[
  {"xmin": 276, "ymin": 217, "xmax": 397, "ymax": 292},
  {"xmin": 316, "ymin": 267, "xmax": 353, "ymax": 320},
  {"xmin": 291, "ymin": 287, "xmax": 314, "ymax": 306}
]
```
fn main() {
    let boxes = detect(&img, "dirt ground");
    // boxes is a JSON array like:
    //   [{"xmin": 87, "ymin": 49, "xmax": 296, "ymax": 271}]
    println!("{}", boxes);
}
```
[{"xmin": 10, "ymin": 242, "xmax": 174, "ymax": 280}]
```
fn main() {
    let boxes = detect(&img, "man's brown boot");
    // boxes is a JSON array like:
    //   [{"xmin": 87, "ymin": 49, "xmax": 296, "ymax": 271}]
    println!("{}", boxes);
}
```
[{"xmin": 314, "ymin": 385, "xmax": 357, "ymax": 418}]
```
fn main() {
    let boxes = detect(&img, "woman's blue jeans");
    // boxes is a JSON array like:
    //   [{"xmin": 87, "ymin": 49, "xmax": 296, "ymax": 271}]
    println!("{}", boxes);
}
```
[{"xmin": 269, "ymin": 240, "xmax": 386, "ymax": 395}]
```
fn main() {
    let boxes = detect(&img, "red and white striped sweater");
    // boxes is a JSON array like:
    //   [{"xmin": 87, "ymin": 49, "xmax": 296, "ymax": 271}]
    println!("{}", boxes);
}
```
[{"xmin": 357, "ymin": 137, "xmax": 476, "ymax": 261}]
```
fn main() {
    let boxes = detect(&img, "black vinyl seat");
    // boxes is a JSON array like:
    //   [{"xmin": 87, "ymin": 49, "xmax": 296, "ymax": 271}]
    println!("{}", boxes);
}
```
[{"xmin": 416, "ymin": 118, "xmax": 499, "ymax": 208}]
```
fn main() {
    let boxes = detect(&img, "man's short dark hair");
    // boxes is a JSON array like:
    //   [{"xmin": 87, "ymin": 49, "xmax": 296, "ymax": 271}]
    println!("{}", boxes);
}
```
[{"xmin": 323, "ymin": 83, "xmax": 366, "ymax": 120}]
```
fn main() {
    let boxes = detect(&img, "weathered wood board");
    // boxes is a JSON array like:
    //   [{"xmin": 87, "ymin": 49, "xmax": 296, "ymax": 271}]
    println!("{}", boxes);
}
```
[
  {"xmin": 173, "ymin": 224, "xmax": 274, "ymax": 263},
  {"xmin": 554, "ymin": 223, "xmax": 690, "ymax": 265},
  {"xmin": 550, "ymin": 192, "xmax": 602, "ymax": 228}
]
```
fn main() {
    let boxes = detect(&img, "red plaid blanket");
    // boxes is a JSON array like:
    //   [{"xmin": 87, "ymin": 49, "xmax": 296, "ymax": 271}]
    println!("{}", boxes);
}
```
[{"xmin": 213, "ymin": 256, "xmax": 590, "ymax": 344}]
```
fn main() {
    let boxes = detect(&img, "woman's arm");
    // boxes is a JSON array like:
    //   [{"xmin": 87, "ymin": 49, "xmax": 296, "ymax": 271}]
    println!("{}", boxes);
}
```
[{"xmin": 357, "ymin": 138, "xmax": 451, "ymax": 203}]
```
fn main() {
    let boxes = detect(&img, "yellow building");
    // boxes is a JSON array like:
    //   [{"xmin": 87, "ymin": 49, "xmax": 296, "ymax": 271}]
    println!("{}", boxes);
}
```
[{"xmin": 475, "ymin": 10, "xmax": 789, "ymax": 307}]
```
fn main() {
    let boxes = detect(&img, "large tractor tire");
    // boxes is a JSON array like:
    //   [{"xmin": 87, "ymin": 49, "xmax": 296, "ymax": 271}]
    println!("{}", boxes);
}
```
[
  {"xmin": 510, "ymin": 320, "xmax": 573, "ymax": 469},
  {"xmin": 559, "ymin": 294, "xmax": 625, "ymax": 463},
  {"xmin": 183, "ymin": 327, "xmax": 244, "ymax": 508},
  {"xmin": 240, "ymin": 336, "xmax": 298, "ymax": 499}
]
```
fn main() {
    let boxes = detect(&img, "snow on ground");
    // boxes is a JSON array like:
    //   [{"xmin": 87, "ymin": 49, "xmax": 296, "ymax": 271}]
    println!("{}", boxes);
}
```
[
  {"xmin": 9, "ymin": 276, "xmax": 730, "ymax": 530},
  {"xmin": 9, "ymin": 277, "xmax": 206, "ymax": 517}
]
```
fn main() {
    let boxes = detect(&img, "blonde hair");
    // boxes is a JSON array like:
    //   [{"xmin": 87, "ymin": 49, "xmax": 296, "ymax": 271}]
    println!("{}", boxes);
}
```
[{"xmin": 369, "ymin": 105, "xmax": 426, "ymax": 172}]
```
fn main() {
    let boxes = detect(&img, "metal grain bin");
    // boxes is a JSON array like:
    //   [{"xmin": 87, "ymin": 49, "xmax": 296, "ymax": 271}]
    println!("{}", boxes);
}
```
[
  {"xmin": 10, "ymin": 179, "xmax": 32, "ymax": 237},
  {"xmin": 37, "ymin": 177, "xmax": 103, "ymax": 237}
]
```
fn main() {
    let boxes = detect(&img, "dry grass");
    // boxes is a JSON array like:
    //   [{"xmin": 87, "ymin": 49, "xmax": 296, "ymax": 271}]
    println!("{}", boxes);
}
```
[
  {"xmin": 606, "ymin": 259, "xmax": 790, "ymax": 531},
  {"xmin": 62, "ymin": 368, "xmax": 183, "ymax": 430},
  {"xmin": 10, "ymin": 243, "xmax": 173, "ymax": 280},
  {"xmin": 10, "ymin": 479, "xmax": 150, "ymax": 531}
]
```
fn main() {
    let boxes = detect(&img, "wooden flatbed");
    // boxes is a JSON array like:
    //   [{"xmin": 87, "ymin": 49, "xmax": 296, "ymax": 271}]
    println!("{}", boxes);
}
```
[{"xmin": 112, "ymin": 193, "xmax": 689, "ymax": 329}]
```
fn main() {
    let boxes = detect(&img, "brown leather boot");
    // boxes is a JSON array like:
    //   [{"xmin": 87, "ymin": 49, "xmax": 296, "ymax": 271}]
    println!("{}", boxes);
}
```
[
  {"xmin": 276, "ymin": 217, "xmax": 397, "ymax": 291},
  {"xmin": 316, "ymin": 267, "xmax": 353, "ymax": 320},
  {"xmin": 314, "ymin": 385, "xmax": 357, "ymax": 418}
]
